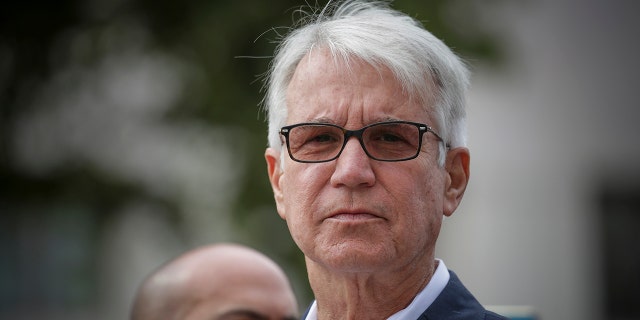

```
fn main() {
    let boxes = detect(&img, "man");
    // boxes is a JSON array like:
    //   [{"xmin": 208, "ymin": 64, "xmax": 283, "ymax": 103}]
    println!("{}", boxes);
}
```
[
  {"xmin": 130, "ymin": 243, "xmax": 299, "ymax": 320},
  {"xmin": 263, "ymin": 1, "xmax": 507, "ymax": 319}
]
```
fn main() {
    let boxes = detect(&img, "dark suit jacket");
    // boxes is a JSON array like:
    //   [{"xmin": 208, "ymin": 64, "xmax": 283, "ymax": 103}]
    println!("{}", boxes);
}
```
[
  {"xmin": 417, "ymin": 270, "xmax": 507, "ymax": 320},
  {"xmin": 303, "ymin": 270, "xmax": 507, "ymax": 320}
]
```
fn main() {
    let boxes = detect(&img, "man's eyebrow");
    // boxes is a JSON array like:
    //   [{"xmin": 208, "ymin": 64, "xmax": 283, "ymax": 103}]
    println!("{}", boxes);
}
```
[
  {"xmin": 215, "ymin": 309, "xmax": 269, "ymax": 320},
  {"xmin": 215, "ymin": 310, "xmax": 299, "ymax": 320},
  {"xmin": 372, "ymin": 116, "xmax": 401, "ymax": 123},
  {"xmin": 304, "ymin": 117, "xmax": 335, "ymax": 124},
  {"xmin": 304, "ymin": 116, "xmax": 402, "ymax": 125}
]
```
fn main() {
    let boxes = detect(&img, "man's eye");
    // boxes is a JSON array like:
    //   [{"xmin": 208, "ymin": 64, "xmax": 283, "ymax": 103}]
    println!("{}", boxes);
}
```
[
  {"xmin": 310, "ymin": 134, "xmax": 335, "ymax": 142},
  {"xmin": 379, "ymin": 133, "xmax": 403, "ymax": 142}
]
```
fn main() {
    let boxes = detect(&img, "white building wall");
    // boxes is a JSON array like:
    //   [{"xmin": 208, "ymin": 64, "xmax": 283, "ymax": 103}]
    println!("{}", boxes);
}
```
[{"xmin": 436, "ymin": 1, "xmax": 640, "ymax": 319}]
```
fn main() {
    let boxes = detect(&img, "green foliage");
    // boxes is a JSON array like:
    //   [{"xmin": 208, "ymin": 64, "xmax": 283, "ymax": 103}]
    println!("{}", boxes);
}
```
[{"xmin": 0, "ymin": 0, "xmax": 503, "ymax": 315}]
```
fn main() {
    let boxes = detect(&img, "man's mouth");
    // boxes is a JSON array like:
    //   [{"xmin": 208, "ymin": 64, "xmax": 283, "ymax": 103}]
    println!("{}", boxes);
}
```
[{"xmin": 326, "ymin": 211, "xmax": 383, "ymax": 221}]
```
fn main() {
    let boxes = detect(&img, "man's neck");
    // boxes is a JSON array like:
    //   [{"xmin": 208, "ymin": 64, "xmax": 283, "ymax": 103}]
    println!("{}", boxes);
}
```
[{"xmin": 306, "ymin": 257, "xmax": 436, "ymax": 320}]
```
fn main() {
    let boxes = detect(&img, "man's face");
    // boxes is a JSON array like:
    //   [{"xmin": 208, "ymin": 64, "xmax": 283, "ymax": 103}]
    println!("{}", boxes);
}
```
[{"xmin": 266, "ymin": 48, "xmax": 468, "ymax": 274}]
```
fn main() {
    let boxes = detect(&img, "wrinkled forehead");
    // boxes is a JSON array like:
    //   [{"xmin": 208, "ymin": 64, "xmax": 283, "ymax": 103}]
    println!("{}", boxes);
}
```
[
  {"xmin": 285, "ymin": 48, "xmax": 433, "ymax": 125},
  {"xmin": 289, "ymin": 48, "xmax": 403, "ymax": 92}
]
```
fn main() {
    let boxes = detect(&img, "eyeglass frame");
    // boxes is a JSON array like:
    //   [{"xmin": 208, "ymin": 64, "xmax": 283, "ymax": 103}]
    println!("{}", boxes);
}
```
[{"xmin": 279, "ymin": 120, "xmax": 448, "ymax": 163}]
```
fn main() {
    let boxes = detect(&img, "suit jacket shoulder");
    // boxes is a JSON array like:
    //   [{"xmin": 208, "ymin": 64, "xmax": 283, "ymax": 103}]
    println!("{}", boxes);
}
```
[{"xmin": 418, "ymin": 270, "xmax": 508, "ymax": 320}]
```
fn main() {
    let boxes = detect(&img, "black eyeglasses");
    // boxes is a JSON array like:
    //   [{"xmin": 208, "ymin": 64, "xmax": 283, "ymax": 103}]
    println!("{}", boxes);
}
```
[{"xmin": 279, "ymin": 121, "xmax": 446, "ymax": 163}]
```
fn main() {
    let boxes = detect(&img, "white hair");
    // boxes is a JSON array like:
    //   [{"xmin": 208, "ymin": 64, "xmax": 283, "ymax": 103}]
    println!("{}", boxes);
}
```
[{"xmin": 263, "ymin": 0, "xmax": 470, "ymax": 165}]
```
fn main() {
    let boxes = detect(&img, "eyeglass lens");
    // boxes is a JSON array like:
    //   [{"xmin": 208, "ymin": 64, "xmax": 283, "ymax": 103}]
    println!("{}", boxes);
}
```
[{"xmin": 286, "ymin": 122, "xmax": 422, "ymax": 162}]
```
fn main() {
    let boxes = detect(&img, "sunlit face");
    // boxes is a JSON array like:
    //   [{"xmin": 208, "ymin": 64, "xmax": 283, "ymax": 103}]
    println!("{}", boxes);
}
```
[{"xmin": 266, "ymin": 48, "xmax": 463, "ymax": 274}]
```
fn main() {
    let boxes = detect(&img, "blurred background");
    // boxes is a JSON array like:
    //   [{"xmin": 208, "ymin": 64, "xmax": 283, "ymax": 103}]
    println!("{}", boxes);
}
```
[{"xmin": 1, "ymin": 0, "xmax": 639, "ymax": 319}]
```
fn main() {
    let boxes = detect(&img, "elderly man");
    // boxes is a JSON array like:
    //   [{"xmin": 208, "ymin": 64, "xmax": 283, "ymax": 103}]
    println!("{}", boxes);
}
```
[
  {"xmin": 130, "ymin": 243, "xmax": 299, "ymax": 320},
  {"xmin": 263, "ymin": 1, "xmax": 506, "ymax": 319}
]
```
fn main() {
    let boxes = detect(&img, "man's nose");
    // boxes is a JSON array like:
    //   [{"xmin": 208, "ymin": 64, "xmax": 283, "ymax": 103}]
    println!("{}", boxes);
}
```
[{"xmin": 330, "ymin": 138, "xmax": 375, "ymax": 188}]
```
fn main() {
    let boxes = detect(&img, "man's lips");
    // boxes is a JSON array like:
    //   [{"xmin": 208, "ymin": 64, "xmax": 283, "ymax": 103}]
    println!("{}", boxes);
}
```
[{"xmin": 325, "ymin": 211, "xmax": 384, "ymax": 221}]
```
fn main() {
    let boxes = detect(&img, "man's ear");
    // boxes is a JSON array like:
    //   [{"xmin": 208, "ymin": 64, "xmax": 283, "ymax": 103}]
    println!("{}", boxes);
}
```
[
  {"xmin": 265, "ymin": 147, "xmax": 286, "ymax": 220},
  {"xmin": 443, "ymin": 147, "xmax": 470, "ymax": 217}
]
